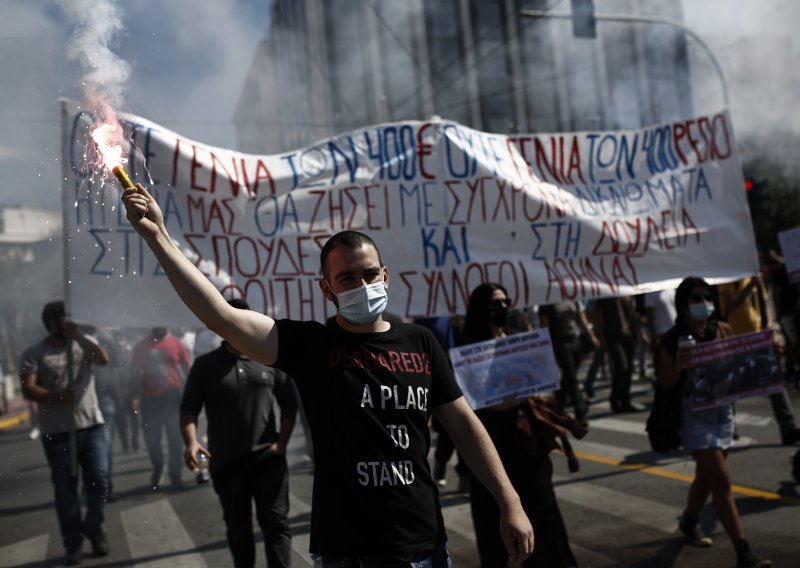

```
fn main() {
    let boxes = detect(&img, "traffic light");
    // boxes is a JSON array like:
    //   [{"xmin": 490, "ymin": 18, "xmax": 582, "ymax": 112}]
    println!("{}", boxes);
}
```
[{"xmin": 571, "ymin": 0, "xmax": 596, "ymax": 38}]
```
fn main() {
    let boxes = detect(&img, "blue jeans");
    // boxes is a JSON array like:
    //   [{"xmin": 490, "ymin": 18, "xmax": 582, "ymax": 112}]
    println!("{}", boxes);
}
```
[
  {"xmin": 98, "ymin": 395, "xmax": 116, "ymax": 490},
  {"xmin": 41, "ymin": 424, "xmax": 109, "ymax": 549},
  {"xmin": 312, "ymin": 543, "xmax": 451, "ymax": 568}
]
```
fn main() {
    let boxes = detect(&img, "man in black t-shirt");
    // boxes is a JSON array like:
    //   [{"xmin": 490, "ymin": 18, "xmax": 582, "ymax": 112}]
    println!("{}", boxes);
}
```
[{"xmin": 123, "ymin": 184, "xmax": 534, "ymax": 566}]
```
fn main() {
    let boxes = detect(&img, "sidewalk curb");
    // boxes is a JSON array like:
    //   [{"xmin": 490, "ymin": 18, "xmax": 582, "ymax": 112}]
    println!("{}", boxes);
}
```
[{"xmin": 0, "ymin": 410, "xmax": 30, "ymax": 430}]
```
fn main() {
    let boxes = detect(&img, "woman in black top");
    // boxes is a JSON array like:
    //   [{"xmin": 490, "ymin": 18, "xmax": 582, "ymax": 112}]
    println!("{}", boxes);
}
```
[{"xmin": 462, "ymin": 283, "xmax": 576, "ymax": 568}]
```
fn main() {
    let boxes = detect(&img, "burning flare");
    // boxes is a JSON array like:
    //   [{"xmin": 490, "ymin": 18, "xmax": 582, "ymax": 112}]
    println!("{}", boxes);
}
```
[{"xmin": 91, "ymin": 122, "xmax": 133, "ymax": 189}]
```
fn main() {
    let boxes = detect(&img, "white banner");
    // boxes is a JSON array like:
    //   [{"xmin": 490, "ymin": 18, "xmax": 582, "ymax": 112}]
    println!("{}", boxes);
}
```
[
  {"xmin": 61, "ymin": 101, "xmax": 759, "ymax": 327},
  {"xmin": 449, "ymin": 330, "xmax": 560, "ymax": 410}
]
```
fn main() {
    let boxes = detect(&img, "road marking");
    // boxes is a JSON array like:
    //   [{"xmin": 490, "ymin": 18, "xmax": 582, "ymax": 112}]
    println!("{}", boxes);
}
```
[
  {"xmin": 733, "ymin": 412, "xmax": 773, "ymax": 427},
  {"xmin": 121, "ymin": 499, "xmax": 208, "ymax": 567},
  {"xmin": 553, "ymin": 473, "xmax": 682, "ymax": 533},
  {"xmin": 0, "ymin": 410, "xmax": 30, "ymax": 430},
  {"xmin": 569, "ymin": 439, "xmax": 800, "ymax": 505},
  {"xmin": 0, "ymin": 533, "xmax": 48, "ymax": 567}
]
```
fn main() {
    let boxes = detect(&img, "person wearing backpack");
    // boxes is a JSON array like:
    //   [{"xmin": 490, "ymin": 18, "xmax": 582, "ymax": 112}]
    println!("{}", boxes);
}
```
[{"xmin": 659, "ymin": 277, "xmax": 771, "ymax": 568}]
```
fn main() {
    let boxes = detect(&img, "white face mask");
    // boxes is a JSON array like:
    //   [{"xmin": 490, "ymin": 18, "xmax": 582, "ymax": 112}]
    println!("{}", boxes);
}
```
[
  {"xmin": 331, "ymin": 280, "xmax": 388, "ymax": 325},
  {"xmin": 688, "ymin": 301, "xmax": 715, "ymax": 321}
]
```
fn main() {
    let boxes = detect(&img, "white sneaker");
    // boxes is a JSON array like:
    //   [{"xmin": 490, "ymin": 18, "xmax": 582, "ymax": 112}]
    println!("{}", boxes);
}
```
[{"xmin": 29, "ymin": 427, "xmax": 40, "ymax": 440}]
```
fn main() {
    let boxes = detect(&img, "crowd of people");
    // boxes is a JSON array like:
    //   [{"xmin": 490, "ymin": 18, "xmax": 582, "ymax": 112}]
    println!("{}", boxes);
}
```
[{"xmin": 14, "ymin": 180, "xmax": 799, "ymax": 568}]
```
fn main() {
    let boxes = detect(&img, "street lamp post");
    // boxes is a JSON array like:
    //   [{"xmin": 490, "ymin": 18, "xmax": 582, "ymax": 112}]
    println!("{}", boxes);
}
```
[{"xmin": 520, "ymin": 9, "xmax": 731, "ymax": 108}]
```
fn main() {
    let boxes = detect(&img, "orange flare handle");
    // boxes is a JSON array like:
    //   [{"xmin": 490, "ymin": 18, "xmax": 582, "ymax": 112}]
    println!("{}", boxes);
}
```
[{"xmin": 112, "ymin": 165, "xmax": 134, "ymax": 189}]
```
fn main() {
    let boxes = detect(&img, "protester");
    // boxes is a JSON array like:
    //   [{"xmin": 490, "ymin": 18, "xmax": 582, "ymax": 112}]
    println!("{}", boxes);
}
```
[
  {"xmin": 659, "ymin": 277, "xmax": 771, "ymax": 568},
  {"xmin": 89, "ymin": 326, "xmax": 126, "ymax": 502},
  {"xmin": 761, "ymin": 249, "xmax": 800, "ymax": 386},
  {"xmin": 593, "ymin": 296, "xmax": 646, "ymax": 413},
  {"xmin": 113, "ymin": 330, "xmax": 139, "ymax": 453},
  {"xmin": 122, "ymin": 183, "xmax": 534, "ymax": 566},
  {"xmin": 462, "ymin": 283, "xmax": 578, "ymax": 568},
  {"xmin": 539, "ymin": 301, "xmax": 599, "ymax": 425},
  {"xmin": 644, "ymin": 287, "xmax": 677, "ymax": 385},
  {"xmin": 115, "ymin": 330, "xmax": 136, "ymax": 452},
  {"xmin": 181, "ymin": 298, "xmax": 298, "ymax": 568},
  {"xmin": 717, "ymin": 275, "xmax": 800, "ymax": 445},
  {"xmin": 131, "ymin": 326, "xmax": 191, "ymax": 490},
  {"xmin": 582, "ymin": 299, "xmax": 608, "ymax": 400},
  {"xmin": 414, "ymin": 315, "xmax": 469, "ymax": 492},
  {"xmin": 19, "ymin": 301, "xmax": 110, "ymax": 566}
]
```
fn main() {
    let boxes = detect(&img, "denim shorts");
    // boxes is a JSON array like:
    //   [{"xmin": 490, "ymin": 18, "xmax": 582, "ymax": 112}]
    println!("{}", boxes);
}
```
[{"xmin": 312, "ymin": 542, "xmax": 451, "ymax": 568}]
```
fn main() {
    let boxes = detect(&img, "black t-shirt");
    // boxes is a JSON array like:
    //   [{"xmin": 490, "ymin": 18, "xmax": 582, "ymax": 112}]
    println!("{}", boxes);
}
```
[
  {"xmin": 180, "ymin": 345, "xmax": 298, "ymax": 473},
  {"xmin": 539, "ymin": 302, "xmax": 581, "ymax": 344},
  {"xmin": 274, "ymin": 319, "xmax": 463, "ymax": 557}
]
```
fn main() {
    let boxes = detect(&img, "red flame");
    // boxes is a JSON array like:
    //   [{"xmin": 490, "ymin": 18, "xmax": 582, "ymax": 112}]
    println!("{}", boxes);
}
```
[{"xmin": 91, "ymin": 122, "xmax": 125, "ymax": 171}]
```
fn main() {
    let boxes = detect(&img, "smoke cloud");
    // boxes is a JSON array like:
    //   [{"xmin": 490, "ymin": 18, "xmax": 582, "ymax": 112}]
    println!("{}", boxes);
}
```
[{"xmin": 56, "ymin": 0, "xmax": 130, "ymax": 127}]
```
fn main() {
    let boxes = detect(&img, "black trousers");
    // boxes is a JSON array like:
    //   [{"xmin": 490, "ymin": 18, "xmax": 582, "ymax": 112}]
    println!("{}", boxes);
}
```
[
  {"xmin": 607, "ymin": 333, "xmax": 635, "ymax": 410},
  {"xmin": 470, "ymin": 454, "xmax": 576, "ymax": 568},
  {"xmin": 552, "ymin": 340, "xmax": 586, "ymax": 422},
  {"xmin": 141, "ymin": 390, "xmax": 183, "ymax": 483},
  {"xmin": 212, "ymin": 452, "xmax": 291, "ymax": 568}
]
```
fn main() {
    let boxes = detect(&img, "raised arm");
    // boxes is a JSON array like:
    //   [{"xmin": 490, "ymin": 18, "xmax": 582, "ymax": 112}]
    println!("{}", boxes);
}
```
[
  {"xmin": 434, "ymin": 397, "xmax": 534, "ymax": 565},
  {"xmin": 122, "ymin": 184, "xmax": 278, "ymax": 365}
]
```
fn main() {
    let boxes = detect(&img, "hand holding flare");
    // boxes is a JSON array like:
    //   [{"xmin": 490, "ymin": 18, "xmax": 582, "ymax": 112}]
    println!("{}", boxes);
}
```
[
  {"xmin": 112, "ymin": 165, "xmax": 134, "ymax": 189},
  {"xmin": 90, "ymin": 122, "xmax": 153, "ymax": 226}
]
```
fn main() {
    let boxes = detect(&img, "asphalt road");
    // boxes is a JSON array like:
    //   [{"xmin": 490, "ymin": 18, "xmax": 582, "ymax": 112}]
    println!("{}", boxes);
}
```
[{"xmin": 1, "ymin": 372, "xmax": 798, "ymax": 567}]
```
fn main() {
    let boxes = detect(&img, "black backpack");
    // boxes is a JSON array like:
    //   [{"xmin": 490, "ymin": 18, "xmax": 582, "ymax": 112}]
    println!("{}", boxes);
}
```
[{"xmin": 646, "ymin": 384, "xmax": 683, "ymax": 454}]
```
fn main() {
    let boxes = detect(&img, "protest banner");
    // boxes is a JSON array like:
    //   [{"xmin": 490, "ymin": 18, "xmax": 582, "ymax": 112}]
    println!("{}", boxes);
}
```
[
  {"xmin": 686, "ymin": 330, "xmax": 784, "ymax": 410},
  {"xmin": 778, "ymin": 227, "xmax": 800, "ymax": 283},
  {"xmin": 61, "ymin": 101, "xmax": 759, "ymax": 327},
  {"xmin": 448, "ymin": 330, "xmax": 560, "ymax": 410}
]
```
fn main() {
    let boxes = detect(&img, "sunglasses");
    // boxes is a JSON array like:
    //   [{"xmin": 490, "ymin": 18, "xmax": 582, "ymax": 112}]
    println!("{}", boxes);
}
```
[
  {"xmin": 690, "ymin": 294, "xmax": 712, "ymax": 302},
  {"xmin": 490, "ymin": 298, "xmax": 510, "ymax": 308}
]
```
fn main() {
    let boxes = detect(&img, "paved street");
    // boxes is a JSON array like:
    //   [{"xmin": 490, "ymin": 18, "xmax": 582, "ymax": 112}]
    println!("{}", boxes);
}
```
[{"xmin": 1, "ymin": 373, "xmax": 799, "ymax": 567}]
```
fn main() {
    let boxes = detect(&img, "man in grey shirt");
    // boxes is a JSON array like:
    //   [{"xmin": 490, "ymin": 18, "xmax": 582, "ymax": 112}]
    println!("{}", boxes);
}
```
[
  {"xmin": 19, "ymin": 301, "xmax": 110, "ymax": 566},
  {"xmin": 180, "ymin": 298, "xmax": 298, "ymax": 568}
]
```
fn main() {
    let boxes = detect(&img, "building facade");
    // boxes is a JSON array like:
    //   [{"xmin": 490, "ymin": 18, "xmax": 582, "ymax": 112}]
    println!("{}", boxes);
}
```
[
  {"xmin": 0, "ymin": 207, "xmax": 63, "ymax": 387},
  {"xmin": 235, "ymin": 0, "xmax": 692, "ymax": 154}
]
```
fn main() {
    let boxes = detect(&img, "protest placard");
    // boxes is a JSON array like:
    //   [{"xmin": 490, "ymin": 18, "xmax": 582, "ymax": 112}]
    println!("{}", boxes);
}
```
[
  {"xmin": 778, "ymin": 227, "xmax": 800, "ymax": 283},
  {"xmin": 448, "ymin": 330, "xmax": 560, "ymax": 410},
  {"xmin": 61, "ymin": 101, "xmax": 759, "ymax": 326},
  {"xmin": 686, "ymin": 330, "xmax": 784, "ymax": 409}
]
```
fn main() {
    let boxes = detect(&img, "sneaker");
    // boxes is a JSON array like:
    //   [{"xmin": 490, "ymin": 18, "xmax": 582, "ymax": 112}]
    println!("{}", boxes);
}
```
[
  {"xmin": 29, "ymin": 427, "xmax": 41, "ymax": 440},
  {"xmin": 87, "ymin": 530, "xmax": 110, "ymax": 557},
  {"xmin": 64, "ymin": 545, "xmax": 83, "ymax": 566},
  {"xmin": 433, "ymin": 460, "xmax": 447, "ymax": 487},
  {"xmin": 678, "ymin": 513, "xmax": 713, "ymax": 547},
  {"xmin": 735, "ymin": 539, "xmax": 772, "ymax": 568}
]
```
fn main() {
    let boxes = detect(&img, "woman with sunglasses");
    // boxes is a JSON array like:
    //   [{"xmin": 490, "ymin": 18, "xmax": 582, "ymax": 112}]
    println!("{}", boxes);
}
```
[
  {"xmin": 659, "ymin": 276, "xmax": 771, "ymax": 568},
  {"xmin": 461, "ymin": 283, "xmax": 577, "ymax": 568}
]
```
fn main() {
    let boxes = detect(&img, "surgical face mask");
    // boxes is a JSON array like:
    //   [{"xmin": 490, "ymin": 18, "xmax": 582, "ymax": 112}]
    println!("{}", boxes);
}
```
[
  {"xmin": 688, "ymin": 301, "xmax": 715, "ymax": 321},
  {"xmin": 331, "ymin": 280, "xmax": 388, "ymax": 325}
]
